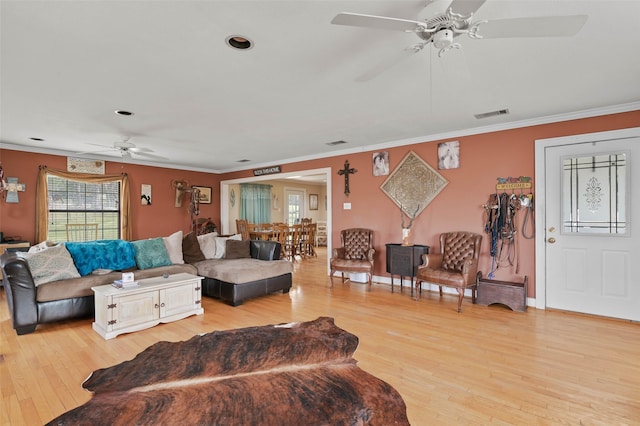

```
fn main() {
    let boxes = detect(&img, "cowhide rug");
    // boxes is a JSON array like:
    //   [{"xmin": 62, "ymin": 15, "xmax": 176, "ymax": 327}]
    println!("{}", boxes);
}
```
[{"xmin": 47, "ymin": 317, "xmax": 409, "ymax": 425}]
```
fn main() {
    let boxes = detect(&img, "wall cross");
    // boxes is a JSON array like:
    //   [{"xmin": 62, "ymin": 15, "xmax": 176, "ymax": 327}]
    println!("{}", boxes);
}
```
[{"xmin": 337, "ymin": 160, "xmax": 357, "ymax": 196}]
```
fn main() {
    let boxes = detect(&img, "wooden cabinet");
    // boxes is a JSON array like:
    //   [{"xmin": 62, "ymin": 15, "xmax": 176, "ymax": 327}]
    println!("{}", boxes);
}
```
[
  {"xmin": 316, "ymin": 221, "xmax": 327, "ymax": 246},
  {"xmin": 0, "ymin": 241, "xmax": 30, "ymax": 255},
  {"xmin": 92, "ymin": 273, "xmax": 204, "ymax": 339},
  {"xmin": 477, "ymin": 276, "xmax": 528, "ymax": 312},
  {"xmin": 385, "ymin": 243, "xmax": 429, "ymax": 295}
]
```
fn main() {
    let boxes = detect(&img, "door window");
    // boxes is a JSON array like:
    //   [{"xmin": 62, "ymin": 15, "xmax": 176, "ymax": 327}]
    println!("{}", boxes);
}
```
[{"xmin": 562, "ymin": 152, "xmax": 627, "ymax": 234}]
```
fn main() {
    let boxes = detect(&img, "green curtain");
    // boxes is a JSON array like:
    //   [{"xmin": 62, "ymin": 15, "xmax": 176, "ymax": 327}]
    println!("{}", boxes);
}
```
[{"xmin": 240, "ymin": 183, "xmax": 271, "ymax": 224}]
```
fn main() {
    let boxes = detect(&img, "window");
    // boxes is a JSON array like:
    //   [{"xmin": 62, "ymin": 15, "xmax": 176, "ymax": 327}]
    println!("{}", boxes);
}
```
[
  {"xmin": 562, "ymin": 152, "xmax": 627, "ymax": 234},
  {"xmin": 285, "ymin": 189, "xmax": 305, "ymax": 225},
  {"xmin": 35, "ymin": 166, "xmax": 131, "ymax": 243},
  {"xmin": 47, "ymin": 176, "xmax": 121, "ymax": 241}
]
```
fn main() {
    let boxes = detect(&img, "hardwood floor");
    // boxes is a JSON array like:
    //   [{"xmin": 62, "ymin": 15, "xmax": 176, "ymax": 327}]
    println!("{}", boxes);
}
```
[{"xmin": 1, "ymin": 247, "xmax": 639, "ymax": 425}]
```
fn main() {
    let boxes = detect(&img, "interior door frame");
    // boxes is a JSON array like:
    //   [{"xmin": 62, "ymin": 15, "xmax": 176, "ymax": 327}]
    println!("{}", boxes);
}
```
[
  {"xmin": 534, "ymin": 127, "xmax": 640, "ymax": 310},
  {"xmin": 220, "ymin": 167, "xmax": 332, "ymax": 272}
]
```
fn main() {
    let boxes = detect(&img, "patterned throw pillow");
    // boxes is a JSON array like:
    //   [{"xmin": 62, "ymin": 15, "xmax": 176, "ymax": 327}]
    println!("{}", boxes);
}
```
[
  {"xmin": 65, "ymin": 240, "xmax": 137, "ymax": 276},
  {"xmin": 132, "ymin": 238, "xmax": 172, "ymax": 270},
  {"xmin": 18, "ymin": 244, "xmax": 80, "ymax": 286}
]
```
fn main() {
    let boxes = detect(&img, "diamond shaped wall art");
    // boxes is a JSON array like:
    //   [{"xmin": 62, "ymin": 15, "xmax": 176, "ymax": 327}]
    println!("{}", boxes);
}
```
[{"xmin": 380, "ymin": 150, "xmax": 448, "ymax": 218}]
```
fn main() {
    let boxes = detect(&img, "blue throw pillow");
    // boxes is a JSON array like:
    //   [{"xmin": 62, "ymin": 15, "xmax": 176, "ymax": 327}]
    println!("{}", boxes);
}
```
[
  {"xmin": 132, "ymin": 238, "xmax": 172, "ymax": 270},
  {"xmin": 65, "ymin": 240, "xmax": 137, "ymax": 276}
]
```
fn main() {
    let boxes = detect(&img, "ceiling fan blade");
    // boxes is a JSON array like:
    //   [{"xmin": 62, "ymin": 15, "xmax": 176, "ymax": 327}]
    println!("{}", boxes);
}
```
[
  {"xmin": 73, "ymin": 149, "xmax": 114, "ymax": 156},
  {"xmin": 475, "ymin": 15, "xmax": 588, "ymax": 39},
  {"xmin": 356, "ymin": 44, "xmax": 425, "ymax": 82},
  {"xmin": 133, "ymin": 151, "xmax": 167, "ymax": 160},
  {"xmin": 447, "ymin": 0, "xmax": 487, "ymax": 17},
  {"xmin": 331, "ymin": 12, "xmax": 425, "ymax": 32},
  {"xmin": 129, "ymin": 146, "xmax": 153, "ymax": 153}
]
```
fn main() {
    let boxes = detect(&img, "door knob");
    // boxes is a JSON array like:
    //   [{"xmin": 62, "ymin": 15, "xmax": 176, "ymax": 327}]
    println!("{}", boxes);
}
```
[{"xmin": 548, "ymin": 237, "xmax": 556, "ymax": 244}]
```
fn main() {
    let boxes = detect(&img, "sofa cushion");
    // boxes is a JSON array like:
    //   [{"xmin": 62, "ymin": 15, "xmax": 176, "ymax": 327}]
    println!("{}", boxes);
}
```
[
  {"xmin": 163, "ymin": 230, "xmax": 184, "ymax": 264},
  {"xmin": 197, "ymin": 232, "xmax": 218, "ymax": 259},
  {"xmin": 194, "ymin": 258, "xmax": 293, "ymax": 284},
  {"xmin": 132, "ymin": 238, "xmax": 172, "ymax": 270},
  {"xmin": 36, "ymin": 263, "xmax": 198, "ymax": 302},
  {"xmin": 64, "ymin": 240, "xmax": 137, "ymax": 277},
  {"xmin": 18, "ymin": 244, "xmax": 80, "ymax": 286},
  {"xmin": 183, "ymin": 232, "xmax": 205, "ymax": 263},
  {"xmin": 225, "ymin": 240, "xmax": 251, "ymax": 259},
  {"xmin": 214, "ymin": 234, "xmax": 242, "ymax": 259}
]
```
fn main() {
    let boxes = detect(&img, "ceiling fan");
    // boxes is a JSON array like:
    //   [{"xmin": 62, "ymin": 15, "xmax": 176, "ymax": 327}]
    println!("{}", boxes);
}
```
[
  {"xmin": 75, "ymin": 136, "xmax": 165, "ymax": 161},
  {"xmin": 331, "ymin": 0, "xmax": 588, "ymax": 81}
]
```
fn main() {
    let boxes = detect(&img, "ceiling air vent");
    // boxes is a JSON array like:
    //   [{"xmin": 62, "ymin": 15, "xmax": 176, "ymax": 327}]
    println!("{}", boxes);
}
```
[
  {"xmin": 474, "ymin": 109, "xmax": 510, "ymax": 120},
  {"xmin": 236, "ymin": 159, "xmax": 251, "ymax": 163},
  {"xmin": 326, "ymin": 140, "xmax": 347, "ymax": 146}
]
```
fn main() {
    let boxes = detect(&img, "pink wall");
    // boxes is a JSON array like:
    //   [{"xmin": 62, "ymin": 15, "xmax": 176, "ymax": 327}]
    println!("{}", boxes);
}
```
[
  {"xmin": 0, "ymin": 150, "xmax": 221, "ymax": 241},
  {"xmin": 2, "ymin": 110, "xmax": 639, "ymax": 298}
]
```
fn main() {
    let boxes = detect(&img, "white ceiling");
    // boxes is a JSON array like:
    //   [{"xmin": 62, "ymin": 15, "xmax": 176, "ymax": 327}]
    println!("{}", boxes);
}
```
[{"xmin": 1, "ymin": 1, "xmax": 639, "ymax": 173}]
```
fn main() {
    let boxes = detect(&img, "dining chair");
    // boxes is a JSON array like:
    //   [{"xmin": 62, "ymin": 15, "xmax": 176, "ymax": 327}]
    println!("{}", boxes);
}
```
[
  {"xmin": 235, "ymin": 219, "xmax": 251, "ymax": 240},
  {"xmin": 65, "ymin": 223, "xmax": 98, "ymax": 242}
]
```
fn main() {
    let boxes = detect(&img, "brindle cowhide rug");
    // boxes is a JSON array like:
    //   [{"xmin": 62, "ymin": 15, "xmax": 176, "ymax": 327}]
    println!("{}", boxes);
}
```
[{"xmin": 47, "ymin": 317, "xmax": 409, "ymax": 425}]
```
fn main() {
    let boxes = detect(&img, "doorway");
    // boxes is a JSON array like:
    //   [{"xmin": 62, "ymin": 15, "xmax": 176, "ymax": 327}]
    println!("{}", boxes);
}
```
[
  {"xmin": 535, "ymin": 127, "xmax": 640, "ymax": 321},
  {"xmin": 220, "ymin": 167, "xmax": 332, "ymax": 271}
]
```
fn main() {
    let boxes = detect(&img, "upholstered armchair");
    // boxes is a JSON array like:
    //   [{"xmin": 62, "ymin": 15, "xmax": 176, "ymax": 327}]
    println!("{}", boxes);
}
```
[
  {"xmin": 415, "ymin": 231, "xmax": 482, "ymax": 312},
  {"xmin": 330, "ymin": 228, "xmax": 375, "ymax": 289}
]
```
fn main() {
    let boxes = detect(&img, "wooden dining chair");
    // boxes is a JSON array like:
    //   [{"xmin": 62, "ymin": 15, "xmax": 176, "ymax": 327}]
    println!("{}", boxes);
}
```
[
  {"xmin": 235, "ymin": 219, "xmax": 251, "ymax": 240},
  {"xmin": 65, "ymin": 223, "xmax": 98, "ymax": 242}
]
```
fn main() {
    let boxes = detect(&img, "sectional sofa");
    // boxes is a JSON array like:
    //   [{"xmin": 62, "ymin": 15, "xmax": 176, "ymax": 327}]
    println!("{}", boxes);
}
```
[{"xmin": 1, "ymin": 232, "xmax": 293, "ymax": 335}]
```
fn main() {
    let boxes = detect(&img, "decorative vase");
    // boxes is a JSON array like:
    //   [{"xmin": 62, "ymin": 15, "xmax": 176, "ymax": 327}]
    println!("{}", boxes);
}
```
[{"xmin": 402, "ymin": 228, "xmax": 411, "ymax": 246}]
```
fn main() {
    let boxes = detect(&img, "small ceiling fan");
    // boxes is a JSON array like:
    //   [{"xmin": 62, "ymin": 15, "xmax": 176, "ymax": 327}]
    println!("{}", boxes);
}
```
[
  {"xmin": 331, "ymin": 0, "xmax": 587, "ymax": 81},
  {"xmin": 75, "ymin": 136, "xmax": 165, "ymax": 160}
]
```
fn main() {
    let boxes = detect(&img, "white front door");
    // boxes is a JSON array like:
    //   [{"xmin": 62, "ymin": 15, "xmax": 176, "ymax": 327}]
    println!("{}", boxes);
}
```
[{"xmin": 541, "ymin": 129, "xmax": 639, "ymax": 321}]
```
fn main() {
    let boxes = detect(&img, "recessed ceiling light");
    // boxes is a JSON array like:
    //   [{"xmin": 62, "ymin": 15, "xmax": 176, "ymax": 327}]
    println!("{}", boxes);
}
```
[
  {"xmin": 115, "ymin": 110, "xmax": 134, "ymax": 116},
  {"xmin": 29, "ymin": 137, "xmax": 44, "ymax": 141},
  {"xmin": 226, "ymin": 35, "xmax": 253, "ymax": 50}
]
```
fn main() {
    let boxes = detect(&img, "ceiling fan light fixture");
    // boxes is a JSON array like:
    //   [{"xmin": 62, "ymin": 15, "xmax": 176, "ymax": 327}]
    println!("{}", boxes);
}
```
[{"xmin": 433, "ymin": 28, "xmax": 454, "ymax": 49}]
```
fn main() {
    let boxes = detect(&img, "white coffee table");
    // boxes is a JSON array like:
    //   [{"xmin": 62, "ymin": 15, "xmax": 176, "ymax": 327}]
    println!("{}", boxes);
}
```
[{"xmin": 92, "ymin": 273, "xmax": 204, "ymax": 339}]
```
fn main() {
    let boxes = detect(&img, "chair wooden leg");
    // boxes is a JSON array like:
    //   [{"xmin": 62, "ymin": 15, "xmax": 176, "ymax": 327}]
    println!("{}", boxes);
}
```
[
  {"xmin": 329, "ymin": 271, "xmax": 335, "ymax": 288},
  {"xmin": 439, "ymin": 286, "xmax": 443, "ymax": 297},
  {"xmin": 367, "ymin": 273, "xmax": 372, "ymax": 291},
  {"xmin": 457, "ymin": 289, "xmax": 464, "ymax": 313},
  {"xmin": 414, "ymin": 280, "xmax": 421, "ymax": 300}
]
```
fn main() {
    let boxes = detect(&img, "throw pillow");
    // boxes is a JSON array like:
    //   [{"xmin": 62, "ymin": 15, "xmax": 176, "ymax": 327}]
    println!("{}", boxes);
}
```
[
  {"xmin": 28, "ymin": 240, "xmax": 56, "ymax": 253},
  {"xmin": 132, "ymin": 238, "xmax": 173, "ymax": 270},
  {"xmin": 65, "ymin": 240, "xmax": 137, "ymax": 276},
  {"xmin": 197, "ymin": 232, "xmax": 218, "ymax": 259},
  {"xmin": 213, "ymin": 234, "xmax": 242, "ymax": 259},
  {"xmin": 18, "ymin": 244, "xmax": 80, "ymax": 286},
  {"xmin": 182, "ymin": 232, "xmax": 205, "ymax": 263},
  {"xmin": 225, "ymin": 239, "xmax": 251, "ymax": 259},
  {"xmin": 163, "ymin": 230, "xmax": 184, "ymax": 264}
]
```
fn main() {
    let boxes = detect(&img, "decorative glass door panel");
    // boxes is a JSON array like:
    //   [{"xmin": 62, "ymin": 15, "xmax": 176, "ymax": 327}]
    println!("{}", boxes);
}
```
[{"xmin": 562, "ymin": 152, "xmax": 627, "ymax": 234}]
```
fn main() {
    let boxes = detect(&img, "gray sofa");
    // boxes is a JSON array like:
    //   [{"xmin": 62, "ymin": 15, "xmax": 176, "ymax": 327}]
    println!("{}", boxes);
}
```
[
  {"xmin": 1, "ymin": 240, "xmax": 293, "ymax": 335},
  {"xmin": 195, "ymin": 240, "xmax": 293, "ymax": 306}
]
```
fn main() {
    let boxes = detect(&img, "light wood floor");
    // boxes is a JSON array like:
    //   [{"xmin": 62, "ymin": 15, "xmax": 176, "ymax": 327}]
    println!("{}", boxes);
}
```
[{"xmin": 1, "ymin": 248, "xmax": 639, "ymax": 425}]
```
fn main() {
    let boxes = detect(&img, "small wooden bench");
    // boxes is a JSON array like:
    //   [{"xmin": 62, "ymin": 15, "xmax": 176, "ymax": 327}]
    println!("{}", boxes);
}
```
[{"xmin": 477, "ymin": 276, "xmax": 528, "ymax": 312}]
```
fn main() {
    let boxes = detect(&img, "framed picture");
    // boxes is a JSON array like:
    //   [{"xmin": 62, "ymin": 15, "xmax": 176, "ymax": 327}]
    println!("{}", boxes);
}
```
[
  {"xmin": 141, "ymin": 184, "xmax": 152, "ymax": 205},
  {"xmin": 194, "ymin": 186, "xmax": 212, "ymax": 204},
  {"xmin": 309, "ymin": 194, "xmax": 318, "ymax": 210},
  {"xmin": 372, "ymin": 151, "xmax": 389, "ymax": 176},
  {"xmin": 437, "ymin": 141, "xmax": 460, "ymax": 169}
]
